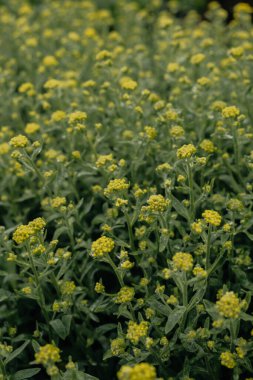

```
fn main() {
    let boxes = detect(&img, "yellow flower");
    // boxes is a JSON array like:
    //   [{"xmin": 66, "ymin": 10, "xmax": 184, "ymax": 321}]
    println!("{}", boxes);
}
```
[
  {"xmin": 43, "ymin": 55, "xmax": 58, "ymax": 66},
  {"xmin": 95, "ymin": 282, "xmax": 105, "ymax": 294},
  {"xmin": 167, "ymin": 295, "xmax": 178, "ymax": 305},
  {"xmin": 35, "ymin": 344, "xmax": 61, "ymax": 366},
  {"xmin": 9, "ymin": 135, "xmax": 29, "ymax": 148},
  {"xmin": 167, "ymin": 62, "xmax": 182, "ymax": 72},
  {"xmin": 115, "ymin": 198, "xmax": 128, "ymax": 208},
  {"xmin": 50, "ymin": 197, "xmax": 66, "ymax": 208},
  {"xmin": 117, "ymin": 363, "xmax": 156, "ymax": 380},
  {"xmin": 220, "ymin": 351, "xmax": 236, "ymax": 369},
  {"xmin": 68, "ymin": 111, "xmax": 87, "ymax": 124},
  {"xmin": 191, "ymin": 220, "xmax": 203, "ymax": 234},
  {"xmin": 227, "ymin": 198, "xmax": 243, "ymax": 211},
  {"xmin": 51, "ymin": 110, "xmax": 66, "ymax": 122},
  {"xmin": 0, "ymin": 143, "xmax": 10, "ymax": 155},
  {"xmin": 13, "ymin": 218, "xmax": 46, "ymax": 245},
  {"xmin": 60, "ymin": 281, "xmax": 76, "ymax": 296},
  {"xmin": 18, "ymin": 82, "xmax": 34, "ymax": 94},
  {"xmin": 95, "ymin": 50, "xmax": 112, "ymax": 61},
  {"xmin": 96, "ymin": 154, "xmax": 113, "ymax": 168},
  {"xmin": 170, "ymin": 125, "xmax": 185, "ymax": 138},
  {"xmin": 111, "ymin": 338, "xmax": 125, "ymax": 356},
  {"xmin": 44, "ymin": 79, "xmax": 61, "ymax": 89},
  {"xmin": 199, "ymin": 139, "xmax": 215, "ymax": 153},
  {"xmin": 119, "ymin": 77, "xmax": 138, "ymax": 90},
  {"xmin": 143, "ymin": 126, "xmax": 157, "ymax": 140},
  {"xmin": 22, "ymin": 287, "xmax": 32, "ymax": 295},
  {"xmin": 147, "ymin": 194, "xmax": 169, "ymax": 213},
  {"xmin": 115, "ymin": 287, "xmax": 135, "ymax": 303},
  {"xmin": 234, "ymin": 3, "xmax": 252, "ymax": 14},
  {"xmin": 216, "ymin": 291, "xmax": 241, "ymax": 318},
  {"xmin": 126, "ymin": 321, "xmax": 149, "ymax": 344},
  {"xmin": 190, "ymin": 53, "xmax": 206, "ymax": 65},
  {"xmin": 25, "ymin": 123, "xmax": 40, "ymax": 134},
  {"xmin": 229, "ymin": 47, "xmax": 244, "ymax": 58},
  {"xmin": 202, "ymin": 209, "xmax": 222, "ymax": 226},
  {"xmin": 193, "ymin": 266, "xmax": 207, "ymax": 278},
  {"xmin": 91, "ymin": 236, "xmax": 115, "ymax": 258},
  {"xmin": 197, "ymin": 76, "xmax": 211, "ymax": 86},
  {"xmin": 177, "ymin": 144, "xmax": 196, "ymax": 159},
  {"xmin": 172, "ymin": 252, "xmax": 193, "ymax": 272},
  {"xmin": 222, "ymin": 106, "xmax": 240, "ymax": 119},
  {"xmin": 104, "ymin": 178, "xmax": 129, "ymax": 197}
]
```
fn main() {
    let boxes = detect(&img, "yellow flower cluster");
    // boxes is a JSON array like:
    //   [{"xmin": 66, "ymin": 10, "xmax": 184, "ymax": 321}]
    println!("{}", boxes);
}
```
[
  {"xmin": 126, "ymin": 321, "xmax": 149, "ymax": 344},
  {"xmin": 96, "ymin": 154, "xmax": 113, "ymax": 168},
  {"xmin": 68, "ymin": 111, "xmax": 87, "ymax": 124},
  {"xmin": 227, "ymin": 198, "xmax": 243, "ymax": 211},
  {"xmin": 147, "ymin": 194, "xmax": 169, "ymax": 213},
  {"xmin": 91, "ymin": 236, "xmax": 115, "ymax": 257},
  {"xmin": 177, "ymin": 144, "xmax": 196, "ymax": 159},
  {"xmin": 193, "ymin": 266, "xmax": 207, "ymax": 278},
  {"xmin": 234, "ymin": 3, "xmax": 252, "ymax": 14},
  {"xmin": 172, "ymin": 252, "xmax": 193, "ymax": 272},
  {"xmin": 35, "ymin": 344, "xmax": 61, "ymax": 366},
  {"xmin": 50, "ymin": 197, "xmax": 67, "ymax": 209},
  {"xmin": 216, "ymin": 291, "xmax": 241, "ymax": 318},
  {"xmin": 143, "ymin": 126, "xmax": 157, "ymax": 140},
  {"xmin": 25, "ymin": 123, "xmax": 40, "ymax": 135},
  {"xmin": 220, "ymin": 351, "xmax": 236, "ymax": 369},
  {"xmin": 190, "ymin": 53, "xmax": 206, "ymax": 65},
  {"xmin": 95, "ymin": 282, "xmax": 105, "ymax": 294},
  {"xmin": 104, "ymin": 178, "xmax": 130, "ymax": 197},
  {"xmin": 202, "ymin": 210, "xmax": 222, "ymax": 227},
  {"xmin": 111, "ymin": 338, "xmax": 125, "ymax": 356},
  {"xmin": 222, "ymin": 106, "xmax": 240, "ymax": 119},
  {"xmin": 60, "ymin": 281, "xmax": 76, "ymax": 296},
  {"xmin": 119, "ymin": 77, "xmax": 138, "ymax": 90},
  {"xmin": 115, "ymin": 286, "xmax": 135, "ymax": 304},
  {"xmin": 170, "ymin": 125, "xmax": 185, "ymax": 138},
  {"xmin": 13, "ymin": 217, "xmax": 46, "ymax": 244},
  {"xmin": 117, "ymin": 363, "xmax": 156, "ymax": 380},
  {"xmin": 9, "ymin": 135, "xmax": 29, "ymax": 148},
  {"xmin": 191, "ymin": 220, "xmax": 203, "ymax": 234},
  {"xmin": 199, "ymin": 139, "xmax": 215, "ymax": 153}
]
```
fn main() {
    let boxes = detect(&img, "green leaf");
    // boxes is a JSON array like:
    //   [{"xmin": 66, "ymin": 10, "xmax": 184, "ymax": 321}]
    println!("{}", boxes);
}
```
[
  {"xmin": 187, "ymin": 285, "xmax": 207, "ymax": 312},
  {"xmin": 50, "ymin": 319, "xmax": 68, "ymax": 340},
  {"xmin": 13, "ymin": 368, "xmax": 41, "ymax": 380},
  {"xmin": 240, "ymin": 312, "xmax": 253, "ymax": 322},
  {"xmin": 148, "ymin": 298, "xmax": 172, "ymax": 316},
  {"xmin": 4, "ymin": 341, "xmax": 29, "ymax": 365},
  {"xmin": 63, "ymin": 370, "xmax": 99, "ymax": 380},
  {"xmin": 31, "ymin": 340, "xmax": 40, "ymax": 353},
  {"xmin": 159, "ymin": 234, "xmax": 169, "ymax": 252},
  {"xmin": 170, "ymin": 194, "xmax": 189, "ymax": 221},
  {"xmin": 203, "ymin": 300, "xmax": 219, "ymax": 320},
  {"xmin": 165, "ymin": 306, "xmax": 186, "ymax": 334},
  {"xmin": 62, "ymin": 315, "xmax": 72, "ymax": 336}
]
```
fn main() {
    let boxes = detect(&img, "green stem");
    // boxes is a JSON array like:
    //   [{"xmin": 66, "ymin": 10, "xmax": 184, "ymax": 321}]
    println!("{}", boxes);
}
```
[
  {"xmin": 65, "ymin": 216, "xmax": 75, "ymax": 250},
  {"xmin": 186, "ymin": 161, "xmax": 194, "ymax": 221},
  {"xmin": 229, "ymin": 320, "xmax": 237, "ymax": 351},
  {"xmin": 232, "ymin": 125, "xmax": 240, "ymax": 169},
  {"xmin": 0, "ymin": 360, "xmax": 6, "ymax": 376},
  {"xmin": 106, "ymin": 254, "xmax": 124, "ymax": 287},
  {"xmin": 181, "ymin": 275, "xmax": 188, "ymax": 331},
  {"xmin": 124, "ymin": 211, "xmax": 135, "ymax": 251},
  {"xmin": 27, "ymin": 249, "xmax": 51, "ymax": 330},
  {"xmin": 205, "ymin": 225, "xmax": 212, "ymax": 271}
]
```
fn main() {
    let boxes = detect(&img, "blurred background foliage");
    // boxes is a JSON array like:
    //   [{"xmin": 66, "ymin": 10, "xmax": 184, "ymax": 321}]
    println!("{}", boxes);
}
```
[
  {"xmin": 1, "ymin": 0, "xmax": 253, "ymax": 17},
  {"xmin": 97, "ymin": 0, "xmax": 253, "ymax": 16}
]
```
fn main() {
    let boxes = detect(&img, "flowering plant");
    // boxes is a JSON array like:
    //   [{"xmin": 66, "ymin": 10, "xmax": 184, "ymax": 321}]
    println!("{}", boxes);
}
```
[{"xmin": 0, "ymin": 1, "xmax": 253, "ymax": 379}]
